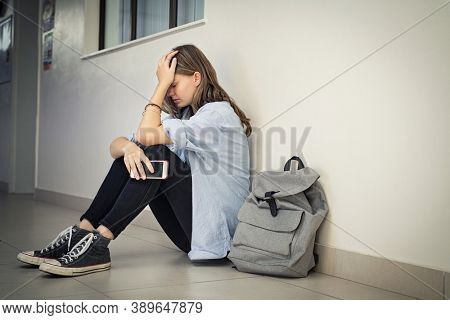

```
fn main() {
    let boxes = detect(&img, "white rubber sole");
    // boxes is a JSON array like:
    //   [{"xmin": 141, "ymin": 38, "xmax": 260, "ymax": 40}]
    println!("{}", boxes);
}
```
[
  {"xmin": 39, "ymin": 261, "xmax": 111, "ymax": 277},
  {"xmin": 17, "ymin": 251, "xmax": 58, "ymax": 266}
]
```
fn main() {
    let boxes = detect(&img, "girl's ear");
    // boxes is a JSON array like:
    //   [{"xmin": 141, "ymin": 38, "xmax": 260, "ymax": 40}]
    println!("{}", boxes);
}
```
[{"xmin": 194, "ymin": 71, "xmax": 202, "ymax": 87}]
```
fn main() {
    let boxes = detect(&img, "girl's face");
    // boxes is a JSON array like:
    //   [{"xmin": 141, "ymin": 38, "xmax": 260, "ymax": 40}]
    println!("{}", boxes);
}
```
[{"xmin": 167, "ymin": 72, "xmax": 201, "ymax": 108}]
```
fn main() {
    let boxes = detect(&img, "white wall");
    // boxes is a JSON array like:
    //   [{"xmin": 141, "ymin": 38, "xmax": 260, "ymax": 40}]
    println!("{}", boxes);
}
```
[{"xmin": 37, "ymin": 0, "xmax": 450, "ymax": 272}]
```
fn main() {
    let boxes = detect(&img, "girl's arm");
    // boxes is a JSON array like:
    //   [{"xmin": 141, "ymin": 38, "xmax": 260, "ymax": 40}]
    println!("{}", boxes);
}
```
[
  {"xmin": 135, "ymin": 50, "xmax": 178, "ymax": 147},
  {"xmin": 134, "ymin": 83, "xmax": 173, "ymax": 146},
  {"xmin": 109, "ymin": 137, "xmax": 134, "ymax": 159},
  {"xmin": 137, "ymin": 83, "xmax": 167, "ymax": 129}
]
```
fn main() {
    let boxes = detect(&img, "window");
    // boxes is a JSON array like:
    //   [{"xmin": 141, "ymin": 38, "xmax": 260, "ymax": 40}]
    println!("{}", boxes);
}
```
[{"xmin": 99, "ymin": 0, "xmax": 204, "ymax": 50}]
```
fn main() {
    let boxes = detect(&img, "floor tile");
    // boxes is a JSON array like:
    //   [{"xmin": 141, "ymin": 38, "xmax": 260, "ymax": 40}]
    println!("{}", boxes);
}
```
[
  {"xmin": 76, "ymin": 249, "xmax": 256, "ymax": 293},
  {"xmin": 0, "ymin": 241, "xmax": 20, "ymax": 265},
  {"xmin": 106, "ymin": 276, "xmax": 337, "ymax": 300},
  {"xmin": 334, "ymin": 248, "xmax": 444, "ymax": 299},
  {"xmin": 1, "ymin": 283, "xmax": 32, "ymax": 299},
  {"xmin": 107, "ymin": 233, "xmax": 179, "ymax": 257},
  {"xmin": 266, "ymin": 271, "xmax": 416, "ymax": 300},
  {"xmin": 0, "ymin": 263, "xmax": 41, "ymax": 288},
  {"xmin": 4, "ymin": 275, "xmax": 100, "ymax": 300},
  {"xmin": 121, "ymin": 224, "xmax": 180, "ymax": 252},
  {"xmin": 46, "ymin": 292, "xmax": 113, "ymax": 300},
  {"xmin": 1, "ymin": 262, "xmax": 47, "ymax": 300}
]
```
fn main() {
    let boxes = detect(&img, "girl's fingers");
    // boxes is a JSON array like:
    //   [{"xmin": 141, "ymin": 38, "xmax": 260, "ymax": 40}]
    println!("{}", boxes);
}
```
[
  {"xmin": 164, "ymin": 51, "xmax": 178, "ymax": 64},
  {"xmin": 166, "ymin": 50, "xmax": 178, "ymax": 57},
  {"xmin": 161, "ymin": 50, "xmax": 178, "ymax": 62},
  {"xmin": 158, "ymin": 51, "xmax": 178, "ymax": 69},
  {"xmin": 136, "ymin": 160, "xmax": 146, "ymax": 180},
  {"xmin": 126, "ymin": 158, "xmax": 140, "ymax": 180},
  {"xmin": 131, "ymin": 164, "xmax": 139, "ymax": 180},
  {"xmin": 170, "ymin": 57, "xmax": 177, "ymax": 70},
  {"xmin": 143, "ymin": 157, "xmax": 154, "ymax": 173},
  {"xmin": 124, "ymin": 158, "xmax": 136, "ymax": 178},
  {"xmin": 162, "ymin": 51, "xmax": 172, "ymax": 59},
  {"xmin": 158, "ymin": 52, "xmax": 170, "ymax": 64},
  {"xmin": 124, "ymin": 161, "xmax": 130, "ymax": 175}
]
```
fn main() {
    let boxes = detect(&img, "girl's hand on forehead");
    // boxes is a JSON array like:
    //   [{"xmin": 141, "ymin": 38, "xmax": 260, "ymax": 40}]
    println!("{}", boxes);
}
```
[{"xmin": 156, "ymin": 50, "xmax": 179, "ymax": 88}]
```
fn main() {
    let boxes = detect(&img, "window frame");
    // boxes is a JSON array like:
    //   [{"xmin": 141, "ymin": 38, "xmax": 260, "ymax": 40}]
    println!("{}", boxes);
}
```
[{"xmin": 98, "ymin": 0, "xmax": 179, "ymax": 51}]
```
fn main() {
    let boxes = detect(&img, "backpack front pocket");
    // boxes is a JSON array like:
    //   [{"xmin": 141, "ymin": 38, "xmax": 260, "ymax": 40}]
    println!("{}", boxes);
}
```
[
  {"xmin": 232, "ymin": 205, "xmax": 304, "ymax": 258},
  {"xmin": 233, "ymin": 223, "xmax": 296, "ymax": 257}
]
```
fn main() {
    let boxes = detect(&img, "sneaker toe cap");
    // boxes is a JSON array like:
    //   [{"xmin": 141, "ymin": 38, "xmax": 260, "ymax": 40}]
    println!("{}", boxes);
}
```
[
  {"xmin": 17, "ymin": 251, "xmax": 36, "ymax": 260},
  {"xmin": 17, "ymin": 251, "xmax": 44, "ymax": 266},
  {"xmin": 43, "ymin": 258, "xmax": 59, "ymax": 264},
  {"xmin": 45, "ymin": 260, "xmax": 62, "ymax": 267},
  {"xmin": 19, "ymin": 251, "xmax": 35, "ymax": 257}
]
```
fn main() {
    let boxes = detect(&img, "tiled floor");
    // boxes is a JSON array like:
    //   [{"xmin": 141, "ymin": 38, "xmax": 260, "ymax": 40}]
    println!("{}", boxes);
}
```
[{"xmin": 0, "ymin": 192, "xmax": 416, "ymax": 300}]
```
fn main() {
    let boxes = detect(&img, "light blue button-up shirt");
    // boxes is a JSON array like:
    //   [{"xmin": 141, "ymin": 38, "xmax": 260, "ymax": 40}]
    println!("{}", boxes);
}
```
[{"xmin": 128, "ymin": 101, "xmax": 251, "ymax": 260}]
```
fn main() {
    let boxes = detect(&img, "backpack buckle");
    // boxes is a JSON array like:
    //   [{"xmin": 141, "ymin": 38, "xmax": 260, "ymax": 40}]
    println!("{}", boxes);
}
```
[
  {"xmin": 260, "ymin": 191, "xmax": 278, "ymax": 200},
  {"xmin": 258, "ymin": 191, "xmax": 279, "ymax": 217}
]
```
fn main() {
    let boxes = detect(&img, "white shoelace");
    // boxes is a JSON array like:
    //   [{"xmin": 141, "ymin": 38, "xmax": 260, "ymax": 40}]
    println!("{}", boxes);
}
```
[
  {"xmin": 40, "ymin": 226, "xmax": 75, "ymax": 254},
  {"xmin": 59, "ymin": 233, "xmax": 98, "ymax": 264}
]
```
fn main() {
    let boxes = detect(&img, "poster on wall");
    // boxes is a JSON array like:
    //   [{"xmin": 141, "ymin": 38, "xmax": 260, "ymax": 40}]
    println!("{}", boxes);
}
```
[
  {"xmin": 42, "ymin": 31, "xmax": 53, "ymax": 70},
  {"xmin": 0, "ymin": 16, "xmax": 12, "ymax": 84},
  {"xmin": 42, "ymin": 0, "xmax": 55, "ymax": 32}
]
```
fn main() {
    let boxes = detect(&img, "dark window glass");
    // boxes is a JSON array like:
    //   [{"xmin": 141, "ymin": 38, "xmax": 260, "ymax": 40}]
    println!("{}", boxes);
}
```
[{"xmin": 100, "ymin": 0, "xmax": 204, "ymax": 50}]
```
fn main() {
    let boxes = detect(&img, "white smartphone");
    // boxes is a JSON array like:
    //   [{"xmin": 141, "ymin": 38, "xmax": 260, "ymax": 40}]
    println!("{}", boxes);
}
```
[{"xmin": 130, "ymin": 160, "xmax": 169, "ymax": 180}]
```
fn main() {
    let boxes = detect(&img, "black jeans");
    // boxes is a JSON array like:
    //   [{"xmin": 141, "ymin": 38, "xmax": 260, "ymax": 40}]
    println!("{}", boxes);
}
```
[{"xmin": 79, "ymin": 144, "xmax": 192, "ymax": 254}]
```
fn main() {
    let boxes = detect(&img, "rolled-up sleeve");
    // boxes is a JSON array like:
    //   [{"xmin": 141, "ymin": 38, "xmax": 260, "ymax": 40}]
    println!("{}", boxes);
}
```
[
  {"xmin": 161, "ymin": 118, "xmax": 188, "ymax": 150},
  {"xmin": 161, "ymin": 117, "xmax": 201, "ymax": 164},
  {"xmin": 126, "ymin": 131, "xmax": 147, "ymax": 149},
  {"xmin": 161, "ymin": 106, "xmax": 224, "ymax": 157}
]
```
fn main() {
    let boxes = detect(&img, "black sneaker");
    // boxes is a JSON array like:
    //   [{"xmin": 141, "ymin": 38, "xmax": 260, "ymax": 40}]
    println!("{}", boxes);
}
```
[
  {"xmin": 39, "ymin": 230, "xmax": 111, "ymax": 277},
  {"xmin": 17, "ymin": 225, "xmax": 92, "ymax": 266}
]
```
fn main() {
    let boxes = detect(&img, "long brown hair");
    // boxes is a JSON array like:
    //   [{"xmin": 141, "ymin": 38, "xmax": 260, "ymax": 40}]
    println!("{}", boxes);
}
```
[{"xmin": 161, "ymin": 44, "xmax": 252, "ymax": 137}]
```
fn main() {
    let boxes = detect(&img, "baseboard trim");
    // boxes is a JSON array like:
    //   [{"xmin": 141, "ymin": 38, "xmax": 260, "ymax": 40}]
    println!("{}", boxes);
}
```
[
  {"xmin": 312, "ymin": 243, "xmax": 448, "ymax": 299},
  {"xmin": 33, "ymin": 188, "xmax": 449, "ymax": 300}
]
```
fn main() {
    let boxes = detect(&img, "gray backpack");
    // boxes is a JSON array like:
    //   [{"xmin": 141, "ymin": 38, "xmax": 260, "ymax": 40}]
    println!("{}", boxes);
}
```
[{"xmin": 228, "ymin": 156, "xmax": 329, "ymax": 277}]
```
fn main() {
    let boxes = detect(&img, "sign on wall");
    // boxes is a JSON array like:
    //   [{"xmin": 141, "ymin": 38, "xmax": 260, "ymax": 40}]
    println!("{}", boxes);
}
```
[
  {"xmin": 42, "ymin": 0, "xmax": 55, "ymax": 70},
  {"xmin": 42, "ymin": 0, "xmax": 55, "ymax": 32},
  {"xmin": 42, "ymin": 31, "xmax": 53, "ymax": 70},
  {"xmin": 0, "ymin": 16, "xmax": 12, "ymax": 83}
]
